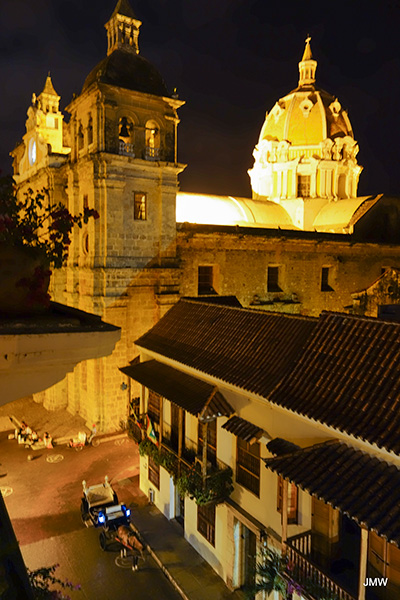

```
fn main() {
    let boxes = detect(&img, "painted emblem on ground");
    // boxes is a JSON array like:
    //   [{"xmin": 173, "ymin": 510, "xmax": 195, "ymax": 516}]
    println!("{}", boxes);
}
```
[
  {"xmin": 46, "ymin": 454, "xmax": 64, "ymax": 463},
  {"xmin": 115, "ymin": 555, "xmax": 135, "ymax": 569},
  {"xmin": 114, "ymin": 438, "xmax": 129, "ymax": 446},
  {"xmin": 0, "ymin": 486, "xmax": 13, "ymax": 497}
]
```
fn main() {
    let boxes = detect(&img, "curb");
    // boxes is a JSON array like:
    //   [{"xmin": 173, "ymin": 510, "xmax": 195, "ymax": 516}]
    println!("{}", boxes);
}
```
[{"xmin": 129, "ymin": 521, "xmax": 190, "ymax": 600}]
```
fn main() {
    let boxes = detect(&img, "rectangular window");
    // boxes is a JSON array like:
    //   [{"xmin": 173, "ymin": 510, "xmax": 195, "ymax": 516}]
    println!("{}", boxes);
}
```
[
  {"xmin": 198, "ymin": 418, "xmax": 217, "ymax": 466},
  {"xmin": 148, "ymin": 456, "xmax": 160, "ymax": 489},
  {"xmin": 236, "ymin": 437, "xmax": 260, "ymax": 496},
  {"xmin": 267, "ymin": 266, "xmax": 282, "ymax": 292},
  {"xmin": 321, "ymin": 267, "xmax": 333, "ymax": 292},
  {"xmin": 198, "ymin": 266, "xmax": 216, "ymax": 295},
  {"xmin": 197, "ymin": 503, "xmax": 215, "ymax": 546},
  {"xmin": 148, "ymin": 390, "xmax": 161, "ymax": 423},
  {"xmin": 297, "ymin": 175, "xmax": 311, "ymax": 197},
  {"xmin": 134, "ymin": 192, "xmax": 147, "ymax": 220},
  {"xmin": 277, "ymin": 476, "xmax": 298, "ymax": 524},
  {"xmin": 83, "ymin": 195, "xmax": 89, "ymax": 210},
  {"xmin": 147, "ymin": 390, "xmax": 160, "ymax": 442}
]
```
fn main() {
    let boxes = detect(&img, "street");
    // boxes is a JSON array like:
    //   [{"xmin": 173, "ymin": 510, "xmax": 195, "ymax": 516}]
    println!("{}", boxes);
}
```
[{"xmin": 0, "ymin": 426, "xmax": 181, "ymax": 600}]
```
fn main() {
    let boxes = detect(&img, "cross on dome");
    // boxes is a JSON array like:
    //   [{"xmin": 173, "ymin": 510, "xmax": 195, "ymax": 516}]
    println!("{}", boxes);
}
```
[{"xmin": 298, "ymin": 35, "xmax": 317, "ymax": 87}]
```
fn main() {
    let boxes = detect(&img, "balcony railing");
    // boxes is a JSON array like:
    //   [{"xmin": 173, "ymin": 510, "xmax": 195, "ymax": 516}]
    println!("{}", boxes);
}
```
[
  {"xmin": 286, "ymin": 531, "xmax": 356, "ymax": 600},
  {"xmin": 144, "ymin": 146, "xmax": 161, "ymax": 160},
  {"xmin": 119, "ymin": 141, "xmax": 135, "ymax": 156}
]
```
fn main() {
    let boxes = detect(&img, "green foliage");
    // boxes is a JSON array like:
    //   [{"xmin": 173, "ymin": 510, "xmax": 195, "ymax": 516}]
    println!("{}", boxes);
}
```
[
  {"xmin": 139, "ymin": 436, "xmax": 233, "ymax": 505},
  {"xmin": 0, "ymin": 176, "xmax": 99, "ymax": 269},
  {"xmin": 247, "ymin": 544, "xmax": 340, "ymax": 600},
  {"xmin": 28, "ymin": 564, "xmax": 80, "ymax": 599}
]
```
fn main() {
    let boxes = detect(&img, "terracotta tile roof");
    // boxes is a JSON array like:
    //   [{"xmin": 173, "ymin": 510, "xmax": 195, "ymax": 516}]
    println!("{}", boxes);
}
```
[
  {"xmin": 264, "ymin": 440, "xmax": 400, "ymax": 546},
  {"xmin": 269, "ymin": 312, "xmax": 400, "ymax": 454},
  {"xmin": 135, "ymin": 299, "xmax": 316, "ymax": 397},
  {"xmin": 222, "ymin": 416, "xmax": 264, "ymax": 444},
  {"xmin": 120, "ymin": 360, "xmax": 233, "ymax": 420},
  {"xmin": 267, "ymin": 438, "xmax": 301, "ymax": 456}
]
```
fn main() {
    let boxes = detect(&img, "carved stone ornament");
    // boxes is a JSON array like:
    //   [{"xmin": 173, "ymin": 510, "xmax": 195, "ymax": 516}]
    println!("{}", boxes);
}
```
[
  {"xmin": 299, "ymin": 97, "xmax": 314, "ymax": 118},
  {"xmin": 277, "ymin": 140, "xmax": 290, "ymax": 162},
  {"xmin": 332, "ymin": 138, "xmax": 344, "ymax": 161},
  {"xmin": 271, "ymin": 102, "xmax": 284, "ymax": 122},
  {"xmin": 329, "ymin": 99, "xmax": 341, "ymax": 118},
  {"xmin": 321, "ymin": 138, "xmax": 333, "ymax": 159}
]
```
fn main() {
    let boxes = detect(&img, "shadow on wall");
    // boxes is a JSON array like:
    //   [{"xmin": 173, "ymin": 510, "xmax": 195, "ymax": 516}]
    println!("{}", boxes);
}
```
[{"xmin": 187, "ymin": 532, "xmax": 223, "ymax": 579}]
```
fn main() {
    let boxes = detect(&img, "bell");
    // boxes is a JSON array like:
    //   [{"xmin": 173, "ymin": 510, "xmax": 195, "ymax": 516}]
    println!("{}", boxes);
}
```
[{"xmin": 119, "ymin": 118, "xmax": 131, "ymax": 138}]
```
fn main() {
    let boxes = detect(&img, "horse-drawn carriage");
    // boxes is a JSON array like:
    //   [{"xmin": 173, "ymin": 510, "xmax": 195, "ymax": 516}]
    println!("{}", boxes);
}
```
[
  {"xmin": 80, "ymin": 476, "xmax": 130, "ymax": 528},
  {"xmin": 80, "ymin": 477, "xmax": 143, "ymax": 570}
]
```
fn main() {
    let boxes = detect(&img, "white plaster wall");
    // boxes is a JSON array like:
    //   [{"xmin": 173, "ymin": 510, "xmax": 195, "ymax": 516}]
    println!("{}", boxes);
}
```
[{"xmin": 184, "ymin": 498, "xmax": 229, "ymax": 583}]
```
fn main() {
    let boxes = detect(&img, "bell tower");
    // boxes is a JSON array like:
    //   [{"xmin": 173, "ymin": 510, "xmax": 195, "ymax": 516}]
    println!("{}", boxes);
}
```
[
  {"xmin": 105, "ymin": 0, "xmax": 142, "ymax": 55},
  {"xmin": 37, "ymin": 0, "xmax": 185, "ymax": 431}
]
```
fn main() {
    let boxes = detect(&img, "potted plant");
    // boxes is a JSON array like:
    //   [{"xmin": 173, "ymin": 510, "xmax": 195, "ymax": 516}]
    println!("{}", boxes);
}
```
[{"xmin": 0, "ymin": 176, "xmax": 98, "ymax": 314}]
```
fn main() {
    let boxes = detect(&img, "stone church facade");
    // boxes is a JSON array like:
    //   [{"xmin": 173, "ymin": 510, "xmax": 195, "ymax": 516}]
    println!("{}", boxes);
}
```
[{"xmin": 10, "ymin": 0, "xmax": 400, "ymax": 430}]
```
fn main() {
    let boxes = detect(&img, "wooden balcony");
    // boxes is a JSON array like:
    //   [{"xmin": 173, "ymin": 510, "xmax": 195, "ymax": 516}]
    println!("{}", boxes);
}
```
[{"xmin": 286, "ymin": 531, "xmax": 356, "ymax": 600}]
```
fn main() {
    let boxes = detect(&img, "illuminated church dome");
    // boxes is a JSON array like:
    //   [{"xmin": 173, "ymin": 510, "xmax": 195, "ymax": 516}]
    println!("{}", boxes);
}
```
[{"xmin": 249, "ymin": 38, "xmax": 364, "ymax": 230}]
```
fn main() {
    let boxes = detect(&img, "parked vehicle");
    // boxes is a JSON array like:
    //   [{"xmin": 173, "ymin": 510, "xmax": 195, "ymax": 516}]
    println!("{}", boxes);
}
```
[{"xmin": 80, "ymin": 476, "xmax": 130, "ymax": 528}]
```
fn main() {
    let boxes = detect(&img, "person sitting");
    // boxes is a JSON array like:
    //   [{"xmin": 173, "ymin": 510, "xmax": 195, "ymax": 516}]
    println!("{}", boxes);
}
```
[
  {"xmin": 31, "ymin": 431, "xmax": 39, "ymax": 444},
  {"xmin": 24, "ymin": 425, "xmax": 32, "ymax": 442},
  {"xmin": 43, "ymin": 432, "xmax": 53, "ymax": 449}
]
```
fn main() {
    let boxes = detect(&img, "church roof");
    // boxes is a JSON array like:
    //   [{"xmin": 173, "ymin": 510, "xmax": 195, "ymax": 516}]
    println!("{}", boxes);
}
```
[
  {"xmin": 110, "ymin": 0, "xmax": 137, "ymax": 19},
  {"xmin": 82, "ymin": 49, "xmax": 168, "ymax": 96},
  {"xmin": 258, "ymin": 40, "xmax": 353, "ymax": 146},
  {"xmin": 40, "ymin": 74, "xmax": 58, "ymax": 97},
  {"xmin": 259, "ymin": 87, "xmax": 353, "ymax": 146},
  {"xmin": 313, "ymin": 195, "xmax": 381, "ymax": 232},
  {"xmin": 176, "ymin": 192, "xmax": 296, "ymax": 229}
]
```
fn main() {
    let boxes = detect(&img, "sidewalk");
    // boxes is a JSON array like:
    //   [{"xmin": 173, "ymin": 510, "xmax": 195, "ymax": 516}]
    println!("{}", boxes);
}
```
[{"xmin": 130, "ymin": 503, "xmax": 246, "ymax": 600}]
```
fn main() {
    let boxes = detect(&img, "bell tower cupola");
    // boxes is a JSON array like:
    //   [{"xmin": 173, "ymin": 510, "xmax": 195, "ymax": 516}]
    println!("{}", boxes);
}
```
[
  {"xmin": 298, "ymin": 36, "xmax": 317, "ymax": 87},
  {"xmin": 105, "ymin": 0, "xmax": 142, "ymax": 56}
]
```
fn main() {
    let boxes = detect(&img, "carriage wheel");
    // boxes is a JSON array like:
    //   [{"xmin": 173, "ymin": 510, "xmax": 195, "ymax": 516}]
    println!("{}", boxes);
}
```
[
  {"xmin": 91, "ymin": 437, "xmax": 100, "ymax": 447},
  {"xmin": 81, "ymin": 501, "xmax": 91, "ymax": 527}
]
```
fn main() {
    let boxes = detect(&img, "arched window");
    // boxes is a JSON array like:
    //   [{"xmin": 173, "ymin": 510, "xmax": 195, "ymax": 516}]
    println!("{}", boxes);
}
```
[
  {"xmin": 87, "ymin": 115, "xmax": 93, "ymax": 145},
  {"xmin": 145, "ymin": 120, "xmax": 160, "ymax": 160},
  {"xmin": 78, "ymin": 123, "xmax": 84, "ymax": 150},
  {"xmin": 118, "ymin": 116, "xmax": 134, "ymax": 156}
]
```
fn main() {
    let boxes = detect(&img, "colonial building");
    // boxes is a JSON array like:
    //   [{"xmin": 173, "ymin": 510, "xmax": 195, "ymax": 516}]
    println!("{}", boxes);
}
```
[
  {"xmin": 9, "ymin": 0, "xmax": 400, "ymax": 429},
  {"xmin": 124, "ymin": 298, "xmax": 400, "ymax": 600}
]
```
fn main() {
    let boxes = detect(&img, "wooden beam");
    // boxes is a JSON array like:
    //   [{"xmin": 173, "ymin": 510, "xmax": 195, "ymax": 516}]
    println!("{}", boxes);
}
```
[
  {"xmin": 281, "ymin": 478, "xmax": 288, "ymax": 553},
  {"xmin": 178, "ymin": 407, "xmax": 183, "ymax": 459},
  {"xmin": 358, "ymin": 525, "xmax": 368, "ymax": 600},
  {"xmin": 202, "ymin": 421, "xmax": 208, "ymax": 489}
]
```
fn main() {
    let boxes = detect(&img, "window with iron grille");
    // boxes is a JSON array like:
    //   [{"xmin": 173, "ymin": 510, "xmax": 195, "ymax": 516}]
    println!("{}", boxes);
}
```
[
  {"xmin": 134, "ymin": 192, "xmax": 147, "ymax": 220},
  {"xmin": 297, "ymin": 174, "xmax": 311, "ymax": 197},
  {"xmin": 148, "ymin": 456, "xmax": 160, "ymax": 489},
  {"xmin": 236, "ymin": 437, "xmax": 260, "ymax": 496},
  {"xmin": 267, "ymin": 266, "xmax": 282, "ymax": 292},
  {"xmin": 197, "ymin": 503, "xmax": 215, "ymax": 546},
  {"xmin": 198, "ymin": 419, "xmax": 217, "ymax": 466},
  {"xmin": 148, "ymin": 390, "xmax": 160, "ymax": 423},
  {"xmin": 321, "ymin": 267, "xmax": 333, "ymax": 292},
  {"xmin": 197, "ymin": 266, "xmax": 217, "ymax": 295},
  {"xmin": 277, "ymin": 476, "xmax": 298, "ymax": 524},
  {"xmin": 148, "ymin": 390, "xmax": 160, "ymax": 441}
]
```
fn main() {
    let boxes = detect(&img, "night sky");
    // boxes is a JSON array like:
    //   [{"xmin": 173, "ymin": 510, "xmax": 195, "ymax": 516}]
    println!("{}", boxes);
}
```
[{"xmin": 2, "ymin": 0, "xmax": 400, "ymax": 198}]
